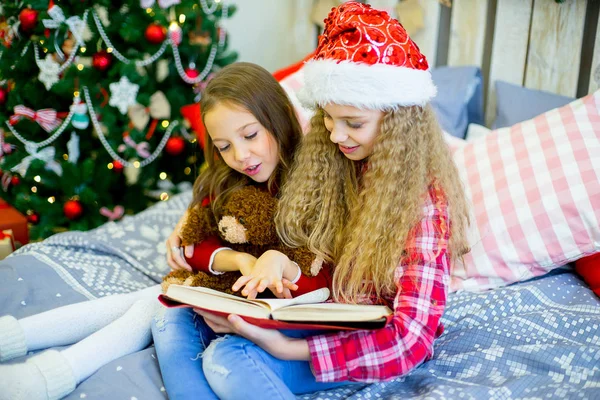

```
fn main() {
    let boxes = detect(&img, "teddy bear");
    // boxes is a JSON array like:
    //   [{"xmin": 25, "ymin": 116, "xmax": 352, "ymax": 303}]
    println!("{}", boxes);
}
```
[{"xmin": 162, "ymin": 185, "xmax": 323, "ymax": 296}]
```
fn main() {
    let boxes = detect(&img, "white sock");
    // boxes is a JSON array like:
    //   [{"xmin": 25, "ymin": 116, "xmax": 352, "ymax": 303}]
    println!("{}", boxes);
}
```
[
  {"xmin": 10, "ymin": 285, "xmax": 161, "ymax": 356},
  {"xmin": 0, "ymin": 316, "xmax": 27, "ymax": 361},
  {"xmin": 60, "ymin": 298, "xmax": 161, "ymax": 383},
  {"xmin": 0, "ymin": 350, "xmax": 76, "ymax": 400}
]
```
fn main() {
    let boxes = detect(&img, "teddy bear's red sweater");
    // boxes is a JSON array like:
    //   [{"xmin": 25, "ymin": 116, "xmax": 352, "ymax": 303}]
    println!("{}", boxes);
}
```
[{"xmin": 185, "ymin": 237, "xmax": 333, "ymax": 297}]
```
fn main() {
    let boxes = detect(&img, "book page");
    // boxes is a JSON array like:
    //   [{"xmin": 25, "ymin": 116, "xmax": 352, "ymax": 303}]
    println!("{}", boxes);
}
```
[
  {"xmin": 164, "ymin": 285, "xmax": 329, "ymax": 312},
  {"xmin": 272, "ymin": 302, "xmax": 392, "ymax": 322},
  {"xmin": 257, "ymin": 288, "xmax": 330, "ymax": 311}
]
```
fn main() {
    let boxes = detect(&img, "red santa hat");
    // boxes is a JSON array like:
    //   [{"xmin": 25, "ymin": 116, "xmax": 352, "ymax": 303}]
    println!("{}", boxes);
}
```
[{"xmin": 299, "ymin": 1, "xmax": 436, "ymax": 110}]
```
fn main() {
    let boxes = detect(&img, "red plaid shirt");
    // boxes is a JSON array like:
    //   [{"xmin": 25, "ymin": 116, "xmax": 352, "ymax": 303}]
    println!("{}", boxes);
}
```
[{"xmin": 307, "ymin": 185, "xmax": 451, "ymax": 382}]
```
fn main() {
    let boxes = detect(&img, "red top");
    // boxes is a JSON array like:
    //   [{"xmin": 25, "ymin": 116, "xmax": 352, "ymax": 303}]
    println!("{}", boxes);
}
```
[{"xmin": 185, "ymin": 235, "xmax": 332, "ymax": 297}]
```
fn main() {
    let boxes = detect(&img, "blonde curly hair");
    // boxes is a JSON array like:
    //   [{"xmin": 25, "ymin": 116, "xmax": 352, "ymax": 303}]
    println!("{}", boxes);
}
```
[{"xmin": 276, "ymin": 105, "xmax": 470, "ymax": 303}]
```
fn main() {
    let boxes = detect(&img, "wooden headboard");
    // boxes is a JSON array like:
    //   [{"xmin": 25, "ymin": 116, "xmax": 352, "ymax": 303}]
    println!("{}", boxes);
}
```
[{"xmin": 397, "ymin": 0, "xmax": 599, "ymax": 126}]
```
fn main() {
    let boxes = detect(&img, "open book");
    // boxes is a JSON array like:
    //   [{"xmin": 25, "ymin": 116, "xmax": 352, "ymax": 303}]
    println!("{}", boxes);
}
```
[{"xmin": 159, "ymin": 285, "xmax": 393, "ymax": 331}]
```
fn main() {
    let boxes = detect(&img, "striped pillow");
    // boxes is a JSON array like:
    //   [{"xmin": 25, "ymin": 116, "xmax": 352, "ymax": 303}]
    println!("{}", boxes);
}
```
[{"xmin": 450, "ymin": 91, "xmax": 600, "ymax": 292}]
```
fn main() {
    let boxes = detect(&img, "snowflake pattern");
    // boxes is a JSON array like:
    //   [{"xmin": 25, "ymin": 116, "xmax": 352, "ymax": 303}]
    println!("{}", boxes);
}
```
[
  {"xmin": 38, "ymin": 55, "xmax": 61, "ymax": 90},
  {"xmin": 109, "ymin": 76, "xmax": 139, "ymax": 115}
]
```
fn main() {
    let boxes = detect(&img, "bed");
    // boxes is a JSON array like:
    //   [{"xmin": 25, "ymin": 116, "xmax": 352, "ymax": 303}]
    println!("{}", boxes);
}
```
[
  {"xmin": 2, "ymin": 191, "xmax": 599, "ymax": 399},
  {"xmin": 2, "ymin": 0, "xmax": 600, "ymax": 398}
]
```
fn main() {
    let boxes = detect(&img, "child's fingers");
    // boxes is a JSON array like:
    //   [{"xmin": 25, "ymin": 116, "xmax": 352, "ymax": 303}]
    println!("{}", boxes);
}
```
[
  {"xmin": 184, "ymin": 244, "xmax": 194, "ymax": 258},
  {"xmin": 256, "ymin": 278, "xmax": 270, "ymax": 293},
  {"xmin": 274, "ymin": 280, "xmax": 284, "ymax": 294},
  {"xmin": 172, "ymin": 248, "xmax": 192, "ymax": 271},
  {"xmin": 241, "ymin": 278, "xmax": 260, "ymax": 296},
  {"xmin": 232, "ymin": 275, "xmax": 253, "ymax": 292},
  {"xmin": 282, "ymin": 279, "xmax": 298, "ymax": 291}
]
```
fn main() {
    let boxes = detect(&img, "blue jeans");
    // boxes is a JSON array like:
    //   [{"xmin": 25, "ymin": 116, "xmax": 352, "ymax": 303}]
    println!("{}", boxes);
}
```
[{"xmin": 151, "ymin": 307, "xmax": 359, "ymax": 400}]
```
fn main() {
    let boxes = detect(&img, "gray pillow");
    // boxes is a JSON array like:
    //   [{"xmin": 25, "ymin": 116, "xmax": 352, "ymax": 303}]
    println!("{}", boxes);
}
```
[
  {"xmin": 492, "ymin": 81, "xmax": 574, "ymax": 129},
  {"xmin": 431, "ymin": 66, "xmax": 484, "ymax": 139}
]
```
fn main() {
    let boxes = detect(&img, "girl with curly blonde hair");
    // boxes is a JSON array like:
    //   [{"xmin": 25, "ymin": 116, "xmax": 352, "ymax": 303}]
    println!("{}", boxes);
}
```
[{"xmin": 194, "ymin": 2, "xmax": 471, "ymax": 396}]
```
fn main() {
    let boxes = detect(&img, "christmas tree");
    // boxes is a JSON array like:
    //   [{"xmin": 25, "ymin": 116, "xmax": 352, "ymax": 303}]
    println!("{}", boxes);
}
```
[{"xmin": 0, "ymin": 0, "xmax": 237, "ymax": 239}]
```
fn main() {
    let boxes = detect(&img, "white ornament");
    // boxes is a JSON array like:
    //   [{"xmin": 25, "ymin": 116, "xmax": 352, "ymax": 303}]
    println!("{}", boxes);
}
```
[
  {"xmin": 70, "ymin": 95, "xmax": 90, "ymax": 129},
  {"xmin": 168, "ymin": 22, "xmax": 182, "ymax": 46},
  {"xmin": 11, "ymin": 145, "xmax": 63, "ymax": 177},
  {"xmin": 109, "ymin": 76, "xmax": 139, "ymax": 114},
  {"xmin": 38, "ymin": 55, "xmax": 61, "ymax": 90},
  {"xmin": 42, "ymin": 5, "xmax": 86, "ymax": 45},
  {"xmin": 156, "ymin": 60, "xmax": 169, "ymax": 82},
  {"xmin": 94, "ymin": 5, "xmax": 110, "ymax": 27},
  {"xmin": 124, "ymin": 159, "xmax": 141, "ymax": 184},
  {"xmin": 140, "ymin": 0, "xmax": 181, "ymax": 8},
  {"xmin": 67, "ymin": 132, "xmax": 80, "ymax": 163}
]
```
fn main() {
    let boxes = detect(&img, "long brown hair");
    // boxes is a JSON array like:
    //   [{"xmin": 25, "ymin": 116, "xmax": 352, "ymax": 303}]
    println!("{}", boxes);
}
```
[
  {"xmin": 189, "ymin": 62, "xmax": 302, "ymax": 218},
  {"xmin": 276, "ymin": 105, "xmax": 470, "ymax": 303}
]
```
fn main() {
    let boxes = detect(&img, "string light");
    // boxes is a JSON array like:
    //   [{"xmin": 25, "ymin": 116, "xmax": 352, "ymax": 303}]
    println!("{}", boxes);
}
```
[
  {"xmin": 161, "ymin": 120, "xmax": 169, "ymax": 128},
  {"xmin": 133, "ymin": 161, "xmax": 141, "ymax": 168},
  {"xmin": 31, "ymin": 186, "xmax": 38, "ymax": 193},
  {"xmin": 160, "ymin": 192, "xmax": 169, "ymax": 201},
  {"xmin": 48, "ymin": 196, "xmax": 56, "ymax": 204},
  {"xmin": 33, "ymin": 175, "xmax": 41, "ymax": 182},
  {"xmin": 77, "ymin": 64, "xmax": 84, "ymax": 71},
  {"xmin": 159, "ymin": 172, "xmax": 167, "ymax": 180},
  {"xmin": 80, "ymin": 47, "xmax": 86, "ymax": 53},
  {"xmin": 63, "ymin": 154, "xmax": 69, "ymax": 161},
  {"xmin": 179, "ymin": 14, "xmax": 186, "ymax": 24},
  {"xmin": 107, "ymin": 47, "xmax": 113, "ymax": 53},
  {"xmin": 107, "ymin": 162, "xmax": 114, "ymax": 169},
  {"xmin": 184, "ymin": 167, "xmax": 191, "ymax": 175}
]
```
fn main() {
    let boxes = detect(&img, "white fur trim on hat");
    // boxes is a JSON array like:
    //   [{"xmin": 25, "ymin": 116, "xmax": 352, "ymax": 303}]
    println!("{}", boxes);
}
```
[{"xmin": 298, "ymin": 59, "xmax": 437, "ymax": 110}]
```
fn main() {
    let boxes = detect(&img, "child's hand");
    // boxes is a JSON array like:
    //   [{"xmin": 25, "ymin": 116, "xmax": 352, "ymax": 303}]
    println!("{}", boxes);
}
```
[
  {"xmin": 194, "ymin": 311, "xmax": 310, "ymax": 361},
  {"xmin": 233, "ymin": 250, "xmax": 299, "ymax": 299},
  {"xmin": 166, "ymin": 212, "xmax": 194, "ymax": 271}
]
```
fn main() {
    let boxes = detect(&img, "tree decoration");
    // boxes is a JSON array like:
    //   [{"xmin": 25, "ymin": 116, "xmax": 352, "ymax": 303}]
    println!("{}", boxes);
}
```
[
  {"xmin": 165, "ymin": 136, "xmax": 185, "ymax": 156},
  {"xmin": 185, "ymin": 67, "xmax": 199, "ymax": 79},
  {"xmin": 168, "ymin": 21, "xmax": 182, "ymax": 45},
  {"xmin": 108, "ymin": 76, "xmax": 139, "ymax": 114},
  {"xmin": 63, "ymin": 199, "xmax": 83, "ymax": 220},
  {"xmin": 70, "ymin": 95, "xmax": 90, "ymax": 130},
  {"xmin": 145, "ymin": 22, "xmax": 167, "ymax": 44},
  {"xmin": 19, "ymin": 7, "xmax": 38, "ymax": 32},
  {"xmin": 37, "ymin": 55, "xmax": 61, "ymax": 90},
  {"xmin": 0, "ymin": 87, "xmax": 7, "ymax": 106},
  {"xmin": 26, "ymin": 210, "xmax": 40, "ymax": 224},
  {"xmin": 92, "ymin": 50, "xmax": 113, "ymax": 71}
]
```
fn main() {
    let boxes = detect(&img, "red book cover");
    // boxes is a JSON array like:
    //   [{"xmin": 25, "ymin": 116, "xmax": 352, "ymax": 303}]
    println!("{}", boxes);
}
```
[{"xmin": 158, "ymin": 290, "xmax": 393, "ymax": 332}]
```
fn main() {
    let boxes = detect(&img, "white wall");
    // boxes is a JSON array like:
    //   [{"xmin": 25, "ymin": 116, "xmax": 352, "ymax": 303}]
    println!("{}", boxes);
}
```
[{"xmin": 221, "ymin": 0, "xmax": 316, "ymax": 72}]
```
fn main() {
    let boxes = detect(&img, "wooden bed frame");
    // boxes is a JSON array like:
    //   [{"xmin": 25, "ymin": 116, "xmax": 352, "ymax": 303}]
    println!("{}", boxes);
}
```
[
  {"xmin": 327, "ymin": 1, "xmax": 599, "ymax": 126},
  {"xmin": 408, "ymin": 0, "xmax": 599, "ymax": 126}
]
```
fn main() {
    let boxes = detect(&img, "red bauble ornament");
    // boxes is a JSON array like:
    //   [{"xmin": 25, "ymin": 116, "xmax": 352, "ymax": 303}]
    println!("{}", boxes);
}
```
[
  {"xmin": 92, "ymin": 51, "xmax": 113, "ymax": 71},
  {"xmin": 10, "ymin": 175, "xmax": 20, "ymax": 186},
  {"xmin": 19, "ymin": 8, "xmax": 39, "ymax": 32},
  {"xmin": 0, "ymin": 87, "xmax": 7, "ymax": 106},
  {"xmin": 145, "ymin": 23, "xmax": 167, "ymax": 44},
  {"xmin": 64, "ymin": 200, "xmax": 83, "ymax": 220},
  {"xmin": 27, "ymin": 212, "xmax": 40, "ymax": 225},
  {"xmin": 113, "ymin": 160, "xmax": 124, "ymax": 172},
  {"xmin": 165, "ymin": 137, "xmax": 186, "ymax": 156},
  {"xmin": 185, "ymin": 68, "xmax": 199, "ymax": 79}
]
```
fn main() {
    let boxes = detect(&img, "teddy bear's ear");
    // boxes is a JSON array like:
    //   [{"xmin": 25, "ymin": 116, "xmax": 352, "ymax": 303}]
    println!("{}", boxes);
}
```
[{"xmin": 180, "ymin": 206, "xmax": 216, "ymax": 245}]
